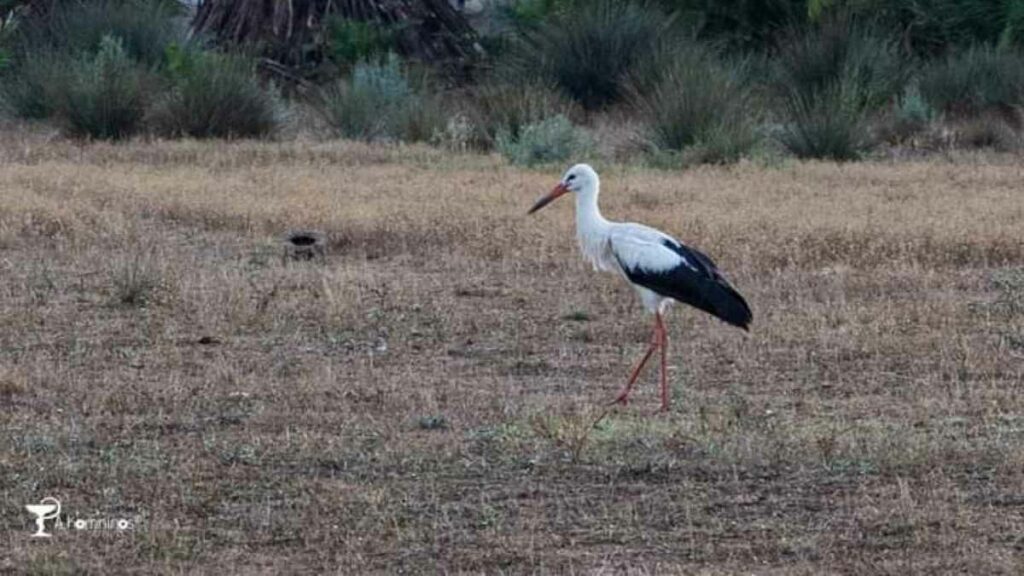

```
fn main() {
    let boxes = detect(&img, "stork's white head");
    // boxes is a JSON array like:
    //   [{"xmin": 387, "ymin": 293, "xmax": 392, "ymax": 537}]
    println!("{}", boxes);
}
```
[{"xmin": 527, "ymin": 163, "xmax": 599, "ymax": 215}]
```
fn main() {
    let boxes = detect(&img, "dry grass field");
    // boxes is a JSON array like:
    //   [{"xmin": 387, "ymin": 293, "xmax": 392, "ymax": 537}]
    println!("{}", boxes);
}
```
[{"xmin": 1, "ymin": 126, "xmax": 1023, "ymax": 574}]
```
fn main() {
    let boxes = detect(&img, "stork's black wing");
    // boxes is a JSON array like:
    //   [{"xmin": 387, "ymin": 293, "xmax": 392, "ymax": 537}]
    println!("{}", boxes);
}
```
[{"xmin": 613, "ymin": 233, "xmax": 752, "ymax": 330}]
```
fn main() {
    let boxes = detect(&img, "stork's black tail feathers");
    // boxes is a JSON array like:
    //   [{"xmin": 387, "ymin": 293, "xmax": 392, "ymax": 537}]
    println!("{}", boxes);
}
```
[{"xmin": 702, "ymin": 281, "xmax": 752, "ymax": 331}]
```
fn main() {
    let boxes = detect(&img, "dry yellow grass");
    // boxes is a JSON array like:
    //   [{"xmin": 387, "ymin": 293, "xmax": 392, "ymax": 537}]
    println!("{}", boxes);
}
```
[{"xmin": 1, "ymin": 129, "xmax": 1023, "ymax": 574}]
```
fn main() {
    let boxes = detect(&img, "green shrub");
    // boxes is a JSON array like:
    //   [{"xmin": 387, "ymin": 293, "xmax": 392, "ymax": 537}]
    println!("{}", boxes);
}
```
[
  {"xmin": 877, "ymin": 84, "xmax": 936, "ymax": 144},
  {"xmin": 496, "ymin": 114, "xmax": 591, "ymax": 166},
  {"xmin": 631, "ymin": 48, "xmax": 758, "ymax": 164},
  {"xmin": 57, "ymin": 35, "xmax": 152, "ymax": 140},
  {"xmin": 0, "ymin": 51, "xmax": 70, "ymax": 119},
  {"xmin": 896, "ymin": 85, "xmax": 936, "ymax": 127},
  {"xmin": 831, "ymin": 0, "xmax": 1018, "ymax": 55},
  {"xmin": 772, "ymin": 17, "xmax": 903, "ymax": 160},
  {"xmin": 12, "ymin": 0, "xmax": 184, "ymax": 67},
  {"xmin": 1, "ymin": 0, "xmax": 181, "ymax": 121},
  {"xmin": 919, "ymin": 45, "xmax": 1024, "ymax": 117},
  {"xmin": 510, "ymin": 0, "xmax": 675, "ymax": 110},
  {"xmin": 777, "ymin": 84, "xmax": 872, "ymax": 161},
  {"xmin": 319, "ymin": 81, "xmax": 381, "ymax": 140},
  {"xmin": 773, "ymin": 17, "xmax": 905, "ymax": 113},
  {"xmin": 148, "ymin": 51, "xmax": 278, "ymax": 139},
  {"xmin": 351, "ymin": 53, "xmax": 413, "ymax": 107},
  {"xmin": 317, "ymin": 54, "xmax": 410, "ymax": 140},
  {"xmin": 325, "ymin": 17, "xmax": 395, "ymax": 69},
  {"xmin": 317, "ymin": 54, "xmax": 444, "ymax": 142},
  {"xmin": 654, "ymin": 0, "xmax": 804, "ymax": 52},
  {"xmin": 500, "ymin": 0, "xmax": 570, "ymax": 29},
  {"xmin": 466, "ymin": 79, "xmax": 579, "ymax": 148}
]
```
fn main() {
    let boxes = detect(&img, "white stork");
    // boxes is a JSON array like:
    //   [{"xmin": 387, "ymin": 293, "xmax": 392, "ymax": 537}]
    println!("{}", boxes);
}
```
[{"xmin": 528, "ymin": 164, "xmax": 751, "ymax": 412}]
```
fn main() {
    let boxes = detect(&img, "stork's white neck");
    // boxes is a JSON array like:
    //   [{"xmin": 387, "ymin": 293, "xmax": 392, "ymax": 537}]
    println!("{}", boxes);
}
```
[{"xmin": 574, "ymin": 181, "xmax": 613, "ymax": 271}]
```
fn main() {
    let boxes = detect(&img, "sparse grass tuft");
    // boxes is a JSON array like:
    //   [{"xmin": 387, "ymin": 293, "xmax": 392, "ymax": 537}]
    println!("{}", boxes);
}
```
[
  {"xmin": 111, "ymin": 249, "xmax": 163, "ymax": 307},
  {"xmin": 530, "ymin": 409, "xmax": 600, "ymax": 464}
]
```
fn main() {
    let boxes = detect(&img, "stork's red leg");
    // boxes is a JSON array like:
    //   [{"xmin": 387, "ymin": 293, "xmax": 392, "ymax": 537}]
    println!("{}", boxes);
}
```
[
  {"xmin": 657, "ymin": 313, "xmax": 669, "ymax": 412},
  {"xmin": 612, "ymin": 317, "xmax": 660, "ymax": 406}
]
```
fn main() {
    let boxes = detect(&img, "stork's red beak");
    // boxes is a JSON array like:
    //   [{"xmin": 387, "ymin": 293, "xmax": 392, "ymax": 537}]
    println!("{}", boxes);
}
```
[{"xmin": 528, "ymin": 182, "xmax": 569, "ymax": 215}]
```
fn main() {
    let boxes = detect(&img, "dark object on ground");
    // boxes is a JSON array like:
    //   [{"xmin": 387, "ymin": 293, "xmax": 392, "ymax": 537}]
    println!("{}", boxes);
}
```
[{"xmin": 283, "ymin": 230, "xmax": 327, "ymax": 263}]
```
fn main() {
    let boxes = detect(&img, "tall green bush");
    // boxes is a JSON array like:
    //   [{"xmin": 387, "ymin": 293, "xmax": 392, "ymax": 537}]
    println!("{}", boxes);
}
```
[
  {"xmin": 631, "ymin": 47, "xmax": 759, "ymax": 164},
  {"xmin": 509, "ymin": 0, "xmax": 676, "ymax": 110},
  {"xmin": 772, "ymin": 17, "xmax": 905, "ymax": 159},
  {"xmin": 496, "ymin": 114, "xmax": 591, "ymax": 166},
  {"xmin": 11, "ymin": 0, "xmax": 184, "ymax": 67},
  {"xmin": 0, "ymin": 50, "xmax": 69, "ymax": 119},
  {"xmin": 148, "ymin": 50, "xmax": 279, "ymax": 139},
  {"xmin": 777, "ymin": 82, "xmax": 872, "ymax": 160},
  {"xmin": 466, "ymin": 79, "xmax": 579, "ymax": 148},
  {"xmin": 325, "ymin": 17, "xmax": 395, "ymax": 70},
  {"xmin": 57, "ymin": 35, "xmax": 151, "ymax": 140},
  {"xmin": 655, "ymin": 0, "xmax": 805, "ymax": 52},
  {"xmin": 919, "ymin": 45, "xmax": 1024, "ymax": 117},
  {"xmin": 773, "ymin": 17, "xmax": 905, "ymax": 113},
  {"xmin": 317, "ymin": 54, "xmax": 445, "ymax": 142}
]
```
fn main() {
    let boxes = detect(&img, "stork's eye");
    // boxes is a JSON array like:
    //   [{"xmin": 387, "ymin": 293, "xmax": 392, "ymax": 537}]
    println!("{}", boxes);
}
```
[{"xmin": 567, "ymin": 174, "xmax": 576, "ymax": 181}]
